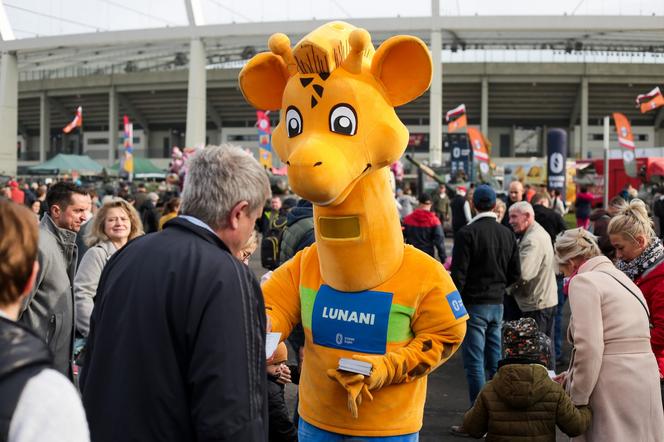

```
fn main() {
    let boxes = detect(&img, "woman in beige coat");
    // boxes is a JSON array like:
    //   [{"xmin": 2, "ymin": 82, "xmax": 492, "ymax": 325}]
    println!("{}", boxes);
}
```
[{"xmin": 554, "ymin": 228, "xmax": 664, "ymax": 441}]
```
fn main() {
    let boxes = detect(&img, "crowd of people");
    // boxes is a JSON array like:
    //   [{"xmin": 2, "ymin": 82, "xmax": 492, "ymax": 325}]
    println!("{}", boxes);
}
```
[
  {"xmin": 2, "ymin": 147, "xmax": 664, "ymax": 441},
  {"xmin": 391, "ymin": 179, "xmax": 664, "ymax": 440}
]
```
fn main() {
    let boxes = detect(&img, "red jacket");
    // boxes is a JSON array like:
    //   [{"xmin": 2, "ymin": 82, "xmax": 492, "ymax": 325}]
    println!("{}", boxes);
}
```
[
  {"xmin": 635, "ymin": 258, "xmax": 664, "ymax": 378},
  {"xmin": 402, "ymin": 208, "xmax": 446, "ymax": 261}
]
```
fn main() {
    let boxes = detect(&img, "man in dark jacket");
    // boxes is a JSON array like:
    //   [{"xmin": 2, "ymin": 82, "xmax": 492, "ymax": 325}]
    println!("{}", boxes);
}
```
[
  {"xmin": 402, "ymin": 194, "xmax": 446, "ymax": 261},
  {"xmin": 502, "ymin": 180, "xmax": 524, "ymax": 230},
  {"xmin": 81, "ymin": 146, "xmax": 271, "ymax": 442},
  {"xmin": 450, "ymin": 185, "xmax": 521, "ymax": 435},
  {"xmin": 19, "ymin": 181, "xmax": 90, "ymax": 380},
  {"xmin": 139, "ymin": 192, "xmax": 160, "ymax": 234},
  {"xmin": 450, "ymin": 185, "xmax": 471, "ymax": 235},
  {"xmin": 531, "ymin": 193, "xmax": 567, "ymax": 245},
  {"xmin": 279, "ymin": 198, "xmax": 314, "ymax": 266}
]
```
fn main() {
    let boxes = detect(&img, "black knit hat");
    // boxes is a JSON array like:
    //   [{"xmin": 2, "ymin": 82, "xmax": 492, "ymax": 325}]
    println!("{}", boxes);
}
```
[{"xmin": 502, "ymin": 318, "xmax": 551, "ymax": 366}]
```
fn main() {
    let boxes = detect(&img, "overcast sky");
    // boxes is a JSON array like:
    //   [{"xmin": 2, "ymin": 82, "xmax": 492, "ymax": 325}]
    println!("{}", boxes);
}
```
[{"xmin": 5, "ymin": 0, "xmax": 664, "ymax": 39}]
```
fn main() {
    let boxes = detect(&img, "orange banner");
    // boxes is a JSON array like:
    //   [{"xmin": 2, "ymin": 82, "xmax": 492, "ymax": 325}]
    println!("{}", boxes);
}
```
[
  {"xmin": 640, "ymin": 94, "xmax": 664, "ymax": 114},
  {"xmin": 447, "ymin": 114, "xmax": 467, "ymax": 133},
  {"xmin": 612, "ymin": 112, "xmax": 637, "ymax": 178},
  {"xmin": 467, "ymin": 128, "xmax": 488, "ymax": 161},
  {"xmin": 467, "ymin": 127, "xmax": 491, "ymax": 182}
]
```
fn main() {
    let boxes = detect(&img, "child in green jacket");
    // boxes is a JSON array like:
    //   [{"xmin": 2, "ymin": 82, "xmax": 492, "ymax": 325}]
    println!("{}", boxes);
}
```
[{"xmin": 463, "ymin": 318, "xmax": 591, "ymax": 441}]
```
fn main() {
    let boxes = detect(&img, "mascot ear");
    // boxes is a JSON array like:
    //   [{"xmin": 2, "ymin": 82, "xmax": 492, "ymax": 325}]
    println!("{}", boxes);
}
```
[
  {"xmin": 239, "ymin": 52, "xmax": 290, "ymax": 111},
  {"xmin": 371, "ymin": 36, "xmax": 432, "ymax": 107}
]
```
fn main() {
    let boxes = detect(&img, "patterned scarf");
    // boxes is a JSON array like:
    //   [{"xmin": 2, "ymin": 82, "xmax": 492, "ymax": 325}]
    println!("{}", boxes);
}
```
[{"xmin": 616, "ymin": 237, "xmax": 664, "ymax": 281}]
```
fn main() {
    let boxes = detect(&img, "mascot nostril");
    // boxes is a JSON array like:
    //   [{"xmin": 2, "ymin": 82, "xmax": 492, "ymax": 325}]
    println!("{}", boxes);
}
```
[{"xmin": 239, "ymin": 20, "xmax": 468, "ymax": 438}]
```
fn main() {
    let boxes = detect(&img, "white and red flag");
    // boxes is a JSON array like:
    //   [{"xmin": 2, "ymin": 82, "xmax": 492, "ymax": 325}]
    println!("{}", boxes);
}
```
[
  {"xmin": 636, "ymin": 87, "xmax": 664, "ymax": 114},
  {"xmin": 62, "ymin": 106, "xmax": 82, "ymax": 134},
  {"xmin": 445, "ymin": 104, "xmax": 467, "ymax": 133}
]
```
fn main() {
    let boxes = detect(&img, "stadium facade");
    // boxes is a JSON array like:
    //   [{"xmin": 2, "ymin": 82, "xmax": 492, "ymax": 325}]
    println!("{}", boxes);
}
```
[{"xmin": 1, "ymin": 10, "xmax": 664, "ymax": 176}]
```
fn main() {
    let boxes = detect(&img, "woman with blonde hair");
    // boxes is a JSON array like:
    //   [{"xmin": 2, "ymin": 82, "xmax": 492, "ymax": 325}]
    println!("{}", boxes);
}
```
[
  {"xmin": 74, "ymin": 199, "xmax": 144, "ymax": 337},
  {"xmin": 553, "ymin": 227, "xmax": 663, "ymax": 440},
  {"xmin": 608, "ymin": 198, "xmax": 664, "ymax": 403},
  {"xmin": 493, "ymin": 199, "xmax": 506, "ymax": 223}
]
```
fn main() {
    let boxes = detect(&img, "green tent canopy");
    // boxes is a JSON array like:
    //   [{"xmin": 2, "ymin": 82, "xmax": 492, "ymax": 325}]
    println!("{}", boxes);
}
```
[
  {"xmin": 110, "ymin": 157, "xmax": 166, "ymax": 179},
  {"xmin": 29, "ymin": 154, "xmax": 103, "ymax": 175}
]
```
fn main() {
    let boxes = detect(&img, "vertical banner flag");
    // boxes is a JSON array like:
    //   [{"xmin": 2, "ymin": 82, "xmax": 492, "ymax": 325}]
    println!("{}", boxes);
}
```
[
  {"xmin": 448, "ymin": 132, "xmax": 472, "ymax": 182},
  {"xmin": 546, "ymin": 128, "xmax": 567, "ymax": 194},
  {"xmin": 636, "ymin": 87, "xmax": 664, "ymax": 114},
  {"xmin": 445, "ymin": 104, "xmax": 467, "ymax": 133},
  {"xmin": 612, "ymin": 112, "xmax": 637, "ymax": 178},
  {"xmin": 63, "ymin": 106, "xmax": 82, "ymax": 133},
  {"xmin": 467, "ymin": 127, "xmax": 491, "ymax": 182},
  {"xmin": 256, "ymin": 111, "xmax": 272, "ymax": 168},
  {"xmin": 122, "ymin": 115, "xmax": 134, "ymax": 176}
]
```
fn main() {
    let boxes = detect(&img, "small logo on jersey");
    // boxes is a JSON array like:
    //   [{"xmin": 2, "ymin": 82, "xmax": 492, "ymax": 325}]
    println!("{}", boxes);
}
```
[
  {"xmin": 446, "ymin": 291, "xmax": 467, "ymax": 319},
  {"xmin": 335, "ymin": 333, "xmax": 343, "ymax": 345}
]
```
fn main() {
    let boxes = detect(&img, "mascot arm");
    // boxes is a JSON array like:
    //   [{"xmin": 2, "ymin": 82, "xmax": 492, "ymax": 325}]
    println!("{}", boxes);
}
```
[
  {"xmin": 261, "ymin": 252, "xmax": 303, "ymax": 339},
  {"xmin": 357, "ymin": 283, "xmax": 467, "ymax": 390}
]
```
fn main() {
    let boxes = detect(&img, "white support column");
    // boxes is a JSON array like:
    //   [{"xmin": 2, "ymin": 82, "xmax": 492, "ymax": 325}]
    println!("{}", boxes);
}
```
[
  {"xmin": 580, "ymin": 77, "xmax": 589, "ymax": 159},
  {"xmin": 481, "ymin": 77, "xmax": 489, "ymax": 136},
  {"xmin": 428, "ymin": 0, "xmax": 442, "ymax": 166},
  {"xmin": 0, "ymin": 52, "xmax": 18, "ymax": 175},
  {"xmin": 185, "ymin": 38, "xmax": 206, "ymax": 148},
  {"xmin": 108, "ymin": 87, "xmax": 118, "ymax": 163},
  {"xmin": 39, "ymin": 92, "xmax": 49, "ymax": 162}
]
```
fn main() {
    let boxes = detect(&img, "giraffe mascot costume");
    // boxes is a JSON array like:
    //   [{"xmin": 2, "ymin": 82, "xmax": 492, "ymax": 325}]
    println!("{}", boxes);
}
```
[{"xmin": 240, "ymin": 22, "xmax": 468, "ymax": 438}]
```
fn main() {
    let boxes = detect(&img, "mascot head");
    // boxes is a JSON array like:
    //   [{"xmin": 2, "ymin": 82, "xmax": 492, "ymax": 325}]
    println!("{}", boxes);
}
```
[{"xmin": 239, "ymin": 21, "xmax": 432, "ymax": 206}]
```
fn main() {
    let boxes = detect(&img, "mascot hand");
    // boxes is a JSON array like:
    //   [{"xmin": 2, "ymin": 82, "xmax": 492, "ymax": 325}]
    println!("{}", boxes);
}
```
[
  {"xmin": 351, "ymin": 354, "xmax": 390, "ymax": 390},
  {"xmin": 326, "ymin": 369, "xmax": 373, "ymax": 419}
]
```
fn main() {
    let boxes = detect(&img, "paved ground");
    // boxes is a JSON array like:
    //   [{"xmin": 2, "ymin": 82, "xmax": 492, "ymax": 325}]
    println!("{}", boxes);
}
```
[{"xmin": 251, "ymin": 241, "xmax": 573, "ymax": 441}]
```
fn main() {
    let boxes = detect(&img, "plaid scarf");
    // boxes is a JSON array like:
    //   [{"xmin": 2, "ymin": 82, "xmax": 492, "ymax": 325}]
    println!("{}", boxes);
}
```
[{"xmin": 616, "ymin": 237, "xmax": 664, "ymax": 281}]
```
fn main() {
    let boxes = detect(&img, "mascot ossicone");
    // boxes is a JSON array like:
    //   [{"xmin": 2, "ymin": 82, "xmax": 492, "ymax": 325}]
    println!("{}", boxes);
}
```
[{"xmin": 239, "ymin": 21, "xmax": 468, "ymax": 438}]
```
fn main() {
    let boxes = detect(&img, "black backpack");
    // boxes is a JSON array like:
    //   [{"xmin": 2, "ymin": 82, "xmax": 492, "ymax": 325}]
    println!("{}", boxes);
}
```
[{"xmin": 261, "ymin": 213, "xmax": 288, "ymax": 270}]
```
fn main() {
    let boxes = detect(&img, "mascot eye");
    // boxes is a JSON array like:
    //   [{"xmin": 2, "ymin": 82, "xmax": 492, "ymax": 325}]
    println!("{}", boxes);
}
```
[
  {"xmin": 286, "ymin": 106, "xmax": 303, "ymax": 138},
  {"xmin": 329, "ymin": 104, "xmax": 357, "ymax": 136}
]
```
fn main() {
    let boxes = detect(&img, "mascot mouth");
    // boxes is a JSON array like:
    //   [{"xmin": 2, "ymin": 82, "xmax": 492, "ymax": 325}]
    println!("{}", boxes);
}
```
[{"xmin": 318, "ymin": 163, "xmax": 372, "ymax": 206}]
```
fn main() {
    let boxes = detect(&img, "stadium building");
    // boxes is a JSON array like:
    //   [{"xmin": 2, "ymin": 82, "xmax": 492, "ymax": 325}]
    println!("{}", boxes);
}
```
[{"xmin": 1, "ymin": 2, "xmax": 663, "ymax": 176}]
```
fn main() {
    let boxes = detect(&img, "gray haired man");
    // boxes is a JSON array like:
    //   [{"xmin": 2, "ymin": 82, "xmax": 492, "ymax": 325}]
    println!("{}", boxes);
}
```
[{"xmin": 81, "ymin": 145, "xmax": 271, "ymax": 442}]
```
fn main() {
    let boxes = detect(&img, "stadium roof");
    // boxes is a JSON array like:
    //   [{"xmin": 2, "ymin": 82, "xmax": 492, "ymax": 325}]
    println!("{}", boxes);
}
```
[{"xmin": 2, "ymin": 15, "xmax": 664, "ymax": 81}]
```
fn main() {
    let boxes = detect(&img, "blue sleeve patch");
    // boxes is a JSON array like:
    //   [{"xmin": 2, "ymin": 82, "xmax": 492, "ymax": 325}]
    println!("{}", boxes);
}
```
[{"xmin": 446, "ymin": 291, "xmax": 467, "ymax": 319}]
